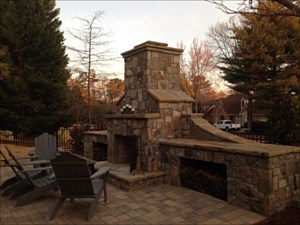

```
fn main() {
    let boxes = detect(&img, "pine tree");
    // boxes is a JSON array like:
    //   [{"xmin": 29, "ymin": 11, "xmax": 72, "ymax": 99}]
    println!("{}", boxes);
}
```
[
  {"xmin": 0, "ymin": 45, "xmax": 9, "ymax": 80},
  {"xmin": 0, "ymin": 0, "xmax": 70, "ymax": 136},
  {"xmin": 218, "ymin": 2, "xmax": 300, "ymax": 145}
]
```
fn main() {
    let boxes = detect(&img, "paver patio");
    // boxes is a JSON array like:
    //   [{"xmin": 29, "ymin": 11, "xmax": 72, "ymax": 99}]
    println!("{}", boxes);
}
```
[
  {"xmin": 0, "ymin": 166, "xmax": 266, "ymax": 225},
  {"xmin": 0, "ymin": 145, "xmax": 265, "ymax": 224}
]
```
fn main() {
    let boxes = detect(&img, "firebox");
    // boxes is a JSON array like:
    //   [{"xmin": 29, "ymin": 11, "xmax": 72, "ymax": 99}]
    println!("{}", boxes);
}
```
[
  {"xmin": 180, "ymin": 158, "xmax": 227, "ymax": 201},
  {"xmin": 114, "ymin": 135, "xmax": 140, "ymax": 173},
  {"xmin": 93, "ymin": 142, "xmax": 107, "ymax": 161}
]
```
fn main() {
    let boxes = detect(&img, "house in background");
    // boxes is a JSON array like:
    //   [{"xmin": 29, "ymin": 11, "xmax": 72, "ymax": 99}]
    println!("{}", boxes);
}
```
[{"xmin": 204, "ymin": 93, "xmax": 267, "ymax": 127}]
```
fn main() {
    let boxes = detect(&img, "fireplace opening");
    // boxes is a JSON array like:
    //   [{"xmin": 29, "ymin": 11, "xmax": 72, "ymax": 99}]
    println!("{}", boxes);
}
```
[
  {"xmin": 180, "ymin": 158, "xmax": 227, "ymax": 201},
  {"xmin": 114, "ymin": 135, "xmax": 140, "ymax": 173},
  {"xmin": 93, "ymin": 142, "xmax": 107, "ymax": 161}
]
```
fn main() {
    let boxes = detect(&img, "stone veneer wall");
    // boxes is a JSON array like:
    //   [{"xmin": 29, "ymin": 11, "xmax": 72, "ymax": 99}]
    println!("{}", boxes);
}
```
[
  {"xmin": 178, "ymin": 114, "xmax": 230, "ymax": 141},
  {"xmin": 83, "ymin": 131, "xmax": 107, "ymax": 159},
  {"xmin": 120, "ymin": 41, "xmax": 183, "ymax": 113},
  {"xmin": 178, "ymin": 114, "xmax": 253, "ymax": 143},
  {"xmin": 159, "ymin": 139, "xmax": 300, "ymax": 216},
  {"xmin": 106, "ymin": 99, "xmax": 192, "ymax": 172},
  {"xmin": 105, "ymin": 41, "xmax": 194, "ymax": 173}
]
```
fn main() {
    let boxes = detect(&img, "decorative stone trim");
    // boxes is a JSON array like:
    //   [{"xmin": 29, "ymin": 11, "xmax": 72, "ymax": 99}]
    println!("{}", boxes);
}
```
[{"xmin": 120, "ymin": 104, "xmax": 135, "ymax": 114}]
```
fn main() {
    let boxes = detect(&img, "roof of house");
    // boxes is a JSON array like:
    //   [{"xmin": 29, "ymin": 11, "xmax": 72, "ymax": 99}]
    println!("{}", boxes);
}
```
[
  {"xmin": 221, "ymin": 94, "xmax": 248, "ymax": 115},
  {"xmin": 203, "ymin": 100, "xmax": 219, "ymax": 117},
  {"xmin": 204, "ymin": 93, "xmax": 268, "ymax": 118},
  {"xmin": 203, "ymin": 105, "xmax": 215, "ymax": 117}
]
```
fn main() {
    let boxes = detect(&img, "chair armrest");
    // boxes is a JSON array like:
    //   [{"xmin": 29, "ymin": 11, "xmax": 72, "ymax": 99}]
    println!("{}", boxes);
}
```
[
  {"xmin": 2, "ymin": 156, "xmax": 35, "ymax": 162},
  {"xmin": 18, "ymin": 166, "xmax": 52, "ymax": 173},
  {"xmin": 90, "ymin": 166, "xmax": 109, "ymax": 179},
  {"xmin": 48, "ymin": 172, "xmax": 56, "ymax": 180},
  {"xmin": 57, "ymin": 147, "xmax": 67, "ymax": 153},
  {"xmin": 20, "ymin": 159, "xmax": 50, "ymax": 166},
  {"xmin": 10, "ymin": 159, "xmax": 50, "ymax": 167}
]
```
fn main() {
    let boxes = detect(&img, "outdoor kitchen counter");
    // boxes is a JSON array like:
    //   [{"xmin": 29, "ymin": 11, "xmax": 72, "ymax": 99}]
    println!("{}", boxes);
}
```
[{"xmin": 159, "ymin": 138, "xmax": 300, "ymax": 157}]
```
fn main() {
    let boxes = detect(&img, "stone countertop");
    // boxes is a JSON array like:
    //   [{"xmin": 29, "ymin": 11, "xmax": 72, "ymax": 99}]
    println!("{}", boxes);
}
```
[
  {"xmin": 105, "ymin": 113, "xmax": 160, "ymax": 119},
  {"xmin": 148, "ymin": 89, "xmax": 195, "ymax": 103},
  {"xmin": 84, "ymin": 130, "xmax": 108, "ymax": 135},
  {"xmin": 159, "ymin": 138, "xmax": 300, "ymax": 157}
]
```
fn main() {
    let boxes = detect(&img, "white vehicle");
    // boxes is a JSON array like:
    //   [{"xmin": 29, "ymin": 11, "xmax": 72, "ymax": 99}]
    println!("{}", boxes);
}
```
[{"xmin": 214, "ymin": 120, "xmax": 241, "ymax": 131}]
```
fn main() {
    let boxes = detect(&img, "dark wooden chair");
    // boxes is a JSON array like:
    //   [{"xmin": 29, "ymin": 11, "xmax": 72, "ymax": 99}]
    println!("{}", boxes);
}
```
[
  {"xmin": 49, "ymin": 152, "xmax": 109, "ymax": 221},
  {"xmin": 28, "ymin": 132, "xmax": 57, "ymax": 161},
  {"xmin": 3, "ymin": 146, "xmax": 57, "ymax": 207},
  {"xmin": 0, "ymin": 147, "xmax": 49, "ymax": 192}
]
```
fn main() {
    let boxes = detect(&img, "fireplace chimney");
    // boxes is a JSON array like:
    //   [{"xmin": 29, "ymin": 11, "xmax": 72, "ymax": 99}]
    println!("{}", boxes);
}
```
[{"xmin": 106, "ymin": 41, "xmax": 194, "ymax": 173}]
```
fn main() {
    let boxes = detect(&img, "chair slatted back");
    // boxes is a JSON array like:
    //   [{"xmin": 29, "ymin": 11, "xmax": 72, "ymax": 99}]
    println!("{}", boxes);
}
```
[
  {"xmin": 5, "ymin": 146, "xmax": 36, "ymax": 188},
  {"xmin": 35, "ymin": 132, "xmax": 57, "ymax": 160},
  {"xmin": 50, "ymin": 153, "xmax": 94, "ymax": 198},
  {"xmin": 0, "ymin": 147, "xmax": 23, "ymax": 180}
]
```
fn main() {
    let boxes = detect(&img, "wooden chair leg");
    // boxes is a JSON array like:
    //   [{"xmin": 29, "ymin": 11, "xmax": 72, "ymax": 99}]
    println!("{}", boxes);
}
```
[
  {"xmin": 87, "ymin": 191, "xmax": 103, "ymax": 221},
  {"xmin": 103, "ymin": 181, "xmax": 107, "ymax": 202},
  {"xmin": 49, "ymin": 198, "xmax": 66, "ymax": 221}
]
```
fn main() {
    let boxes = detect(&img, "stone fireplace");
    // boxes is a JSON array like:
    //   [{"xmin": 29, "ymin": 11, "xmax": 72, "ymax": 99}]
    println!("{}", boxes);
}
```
[
  {"xmin": 83, "ymin": 41, "xmax": 300, "ymax": 216},
  {"xmin": 106, "ymin": 41, "xmax": 194, "ymax": 173}
]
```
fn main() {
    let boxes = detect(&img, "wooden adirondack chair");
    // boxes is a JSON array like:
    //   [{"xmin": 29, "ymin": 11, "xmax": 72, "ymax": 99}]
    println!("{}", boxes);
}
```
[
  {"xmin": 3, "ymin": 146, "xmax": 57, "ymax": 207},
  {"xmin": 28, "ymin": 132, "xmax": 57, "ymax": 161},
  {"xmin": 0, "ymin": 147, "xmax": 49, "ymax": 192},
  {"xmin": 49, "ymin": 153, "xmax": 109, "ymax": 221}
]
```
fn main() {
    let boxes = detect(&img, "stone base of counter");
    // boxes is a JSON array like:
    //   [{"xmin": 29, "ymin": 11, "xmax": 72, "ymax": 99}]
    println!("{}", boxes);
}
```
[{"xmin": 158, "ymin": 138, "xmax": 300, "ymax": 216}]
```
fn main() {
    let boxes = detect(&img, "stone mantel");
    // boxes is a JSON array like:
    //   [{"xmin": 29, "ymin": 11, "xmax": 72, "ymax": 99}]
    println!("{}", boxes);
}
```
[
  {"xmin": 159, "ymin": 138, "xmax": 300, "ymax": 157},
  {"xmin": 84, "ymin": 130, "xmax": 108, "ymax": 136},
  {"xmin": 105, "ymin": 113, "xmax": 160, "ymax": 119}
]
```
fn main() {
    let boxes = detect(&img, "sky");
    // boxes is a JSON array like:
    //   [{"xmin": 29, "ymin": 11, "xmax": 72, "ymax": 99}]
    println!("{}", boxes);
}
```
[{"xmin": 56, "ymin": 0, "xmax": 239, "ymax": 80}]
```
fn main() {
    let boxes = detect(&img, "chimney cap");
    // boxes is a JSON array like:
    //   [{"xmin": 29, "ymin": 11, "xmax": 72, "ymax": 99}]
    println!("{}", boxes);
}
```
[{"xmin": 121, "ymin": 40, "xmax": 183, "ymax": 58}]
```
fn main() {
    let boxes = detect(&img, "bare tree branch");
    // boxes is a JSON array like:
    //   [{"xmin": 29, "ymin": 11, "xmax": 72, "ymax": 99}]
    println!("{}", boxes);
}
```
[
  {"xmin": 67, "ymin": 10, "xmax": 118, "ymax": 125},
  {"xmin": 206, "ymin": 0, "xmax": 300, "ymax": 17},
  {"xmin": 274, "ymin": 0, "xmax": 300, "ymax": 15}
]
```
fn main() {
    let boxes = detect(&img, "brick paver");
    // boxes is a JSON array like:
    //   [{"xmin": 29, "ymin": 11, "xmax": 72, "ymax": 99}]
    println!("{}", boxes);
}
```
[{"xmin": 0, "ymin": 166, "xmax": 265, "ymax": 225}]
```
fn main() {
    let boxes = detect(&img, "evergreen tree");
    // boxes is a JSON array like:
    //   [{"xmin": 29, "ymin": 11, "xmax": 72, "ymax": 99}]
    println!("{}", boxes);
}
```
[
  {"xmin": 218, "ymin": 2, "xmax": 300, "ymax": 145},
  {"xmin": 0, "ymin": 0, "xmax": 70, "ymax": 136},
  {"xmin": 0, "ymin": 45, "xmax": 9, "ymax": 80}
]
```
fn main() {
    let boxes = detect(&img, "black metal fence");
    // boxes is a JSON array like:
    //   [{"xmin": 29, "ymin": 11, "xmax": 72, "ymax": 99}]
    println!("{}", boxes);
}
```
[
  {"xmin": 0, "ymin": 123, "xmax": 107, "ymax": 149},
  {"xmin": 0, "ymin": 131, "xmax": 35, "ymax": 146},
  {"xmin": 0, "ymin": 125, "xmax": 270, "ymax": 147},
  {"xmin": 230, "ymin": 132, "xmax": 270, "ymax": 143}
]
